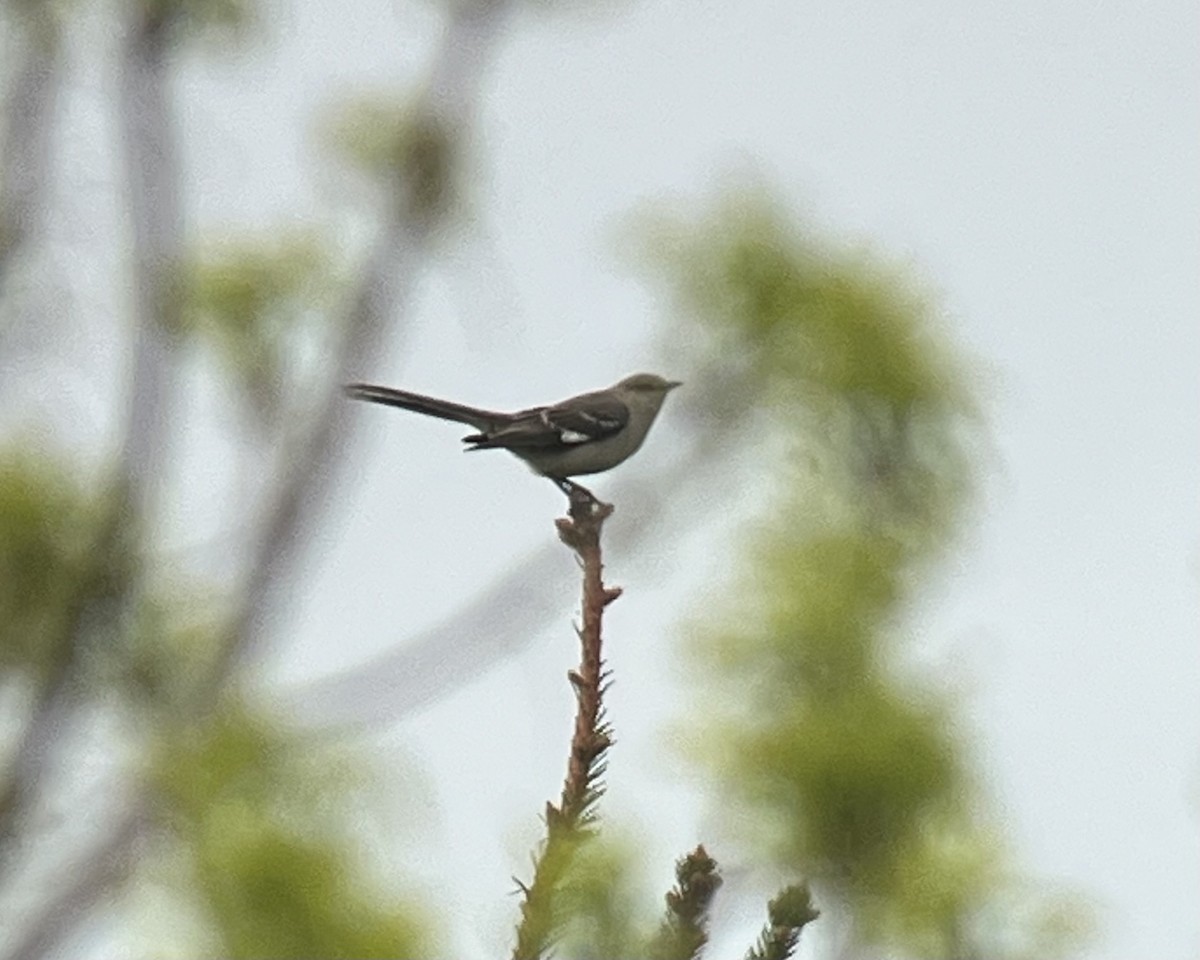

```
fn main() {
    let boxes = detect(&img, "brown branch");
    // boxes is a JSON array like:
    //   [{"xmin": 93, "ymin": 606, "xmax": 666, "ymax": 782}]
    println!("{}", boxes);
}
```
[
  {"xmin": 511, "ymin": 491, "xmax": 621, "ymax": 960},
  {"xmin": 554, "ymin": 490, "xmax": 621, "ymax": 823}
]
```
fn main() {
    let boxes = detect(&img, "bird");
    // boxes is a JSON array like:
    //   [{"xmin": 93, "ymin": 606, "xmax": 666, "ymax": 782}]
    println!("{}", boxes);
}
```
[{"xmin": 344, "ymin": 372, "xmax": 681, "ymax": 499}]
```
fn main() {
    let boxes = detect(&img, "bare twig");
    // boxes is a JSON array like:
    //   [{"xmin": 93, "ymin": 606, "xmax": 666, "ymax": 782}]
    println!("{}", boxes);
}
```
[
  {"xmin": 511, "ymin": 491, "xmax": 621, "ymax": 960},
  {"xmin": 649, "ymin": 845, "xmax": 723, "ymax": 960}
]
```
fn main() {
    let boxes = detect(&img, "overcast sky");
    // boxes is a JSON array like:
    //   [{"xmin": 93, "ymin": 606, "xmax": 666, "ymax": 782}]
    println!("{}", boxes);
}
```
[{"xmin": 40, "ymin": 0, "xmax": 1197, "ymax": 956}]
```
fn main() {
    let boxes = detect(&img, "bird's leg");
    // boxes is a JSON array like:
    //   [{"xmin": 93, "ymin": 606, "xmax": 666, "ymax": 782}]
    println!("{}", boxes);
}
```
[{"xmin": 549, "ymin": 477, "xmax": 610, "ymax": 516}]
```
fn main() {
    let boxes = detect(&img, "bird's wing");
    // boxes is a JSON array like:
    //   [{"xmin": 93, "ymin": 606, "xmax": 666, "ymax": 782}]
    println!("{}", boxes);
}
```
[{"xmin": 465, "ymin": 390, "xmax": 629, "ymax": 450}]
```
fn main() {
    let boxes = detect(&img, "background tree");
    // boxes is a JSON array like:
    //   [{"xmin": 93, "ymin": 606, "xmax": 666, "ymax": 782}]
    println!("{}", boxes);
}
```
[{"xmin": 2, "ymin": 0, "xmax": 1194, "ymax": 957}]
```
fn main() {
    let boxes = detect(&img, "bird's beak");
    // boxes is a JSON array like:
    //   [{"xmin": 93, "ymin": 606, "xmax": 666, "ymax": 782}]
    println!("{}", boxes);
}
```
[{"xmin": 667, "ymin": 380, "xmax": 683, "ymax": 390}]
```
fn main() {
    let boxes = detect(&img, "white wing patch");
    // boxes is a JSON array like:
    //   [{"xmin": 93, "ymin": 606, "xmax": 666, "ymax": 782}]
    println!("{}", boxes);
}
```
[{"xmin": 539, "ymin": 403, "xmax": 623, "ymax": 445}]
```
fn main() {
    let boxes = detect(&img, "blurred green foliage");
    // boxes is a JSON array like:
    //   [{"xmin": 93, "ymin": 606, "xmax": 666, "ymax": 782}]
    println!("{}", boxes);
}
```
[
  {"xmin": 636, "ymin": 189, "xmax": 978, "ymax": 552},
  {"xmin": 641, "ymin": 187, "xmax": 1089, "ymax": 959},
  {"xmin": 0, "ymin": 445, "xmax": 128, "ymax": 678},
  {"xmin": 0, "ymin": 447, "xmax": 88, "ymax": 672},
  {"xmin": 320, "ymin": 95, "xmax": 460, "ymax": 222},
  {"xmin": 179, "ymin": 231, "xmax": 336, "ymax": 424},
  {"xmin": 0, "ymin": 367, "xmax": 435, "ymax": 960},
  {"xmin": 107, "ymin": 586, "xmax": 228, "ymax": 715},
  {"xmin": 1, "ymin": 229, "xmax": 434, "ymax": 956},
  {"xmin": 150, "ymin": 701, "xmax": 434, "ymax": 959},
  {"xmin": 638, "ymin": 190, "xmax": 973, "ymax": 409},
  {"xmin": 554, "ymin": 834, "xmax": 649, "ymax": 960}
]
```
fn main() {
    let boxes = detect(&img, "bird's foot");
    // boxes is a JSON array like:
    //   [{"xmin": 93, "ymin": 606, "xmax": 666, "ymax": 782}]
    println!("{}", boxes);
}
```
[{"xmin": 551, "ymin": 478, "xmax": 613, "ymax": 519}]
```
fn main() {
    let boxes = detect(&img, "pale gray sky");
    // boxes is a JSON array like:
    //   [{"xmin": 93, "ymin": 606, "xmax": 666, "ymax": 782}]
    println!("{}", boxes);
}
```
[{"xmin": 32, "ymin": 0, "xmax": 1200, "ymax": 956}]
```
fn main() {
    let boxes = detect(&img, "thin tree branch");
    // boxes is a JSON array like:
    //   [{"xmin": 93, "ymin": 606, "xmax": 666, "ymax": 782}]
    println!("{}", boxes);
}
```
[
  {"xmin": 511, "ymin": 491, "xmax": 621, "ymax": 960},
  {"xmin": 554, "ymin": 493, "xmax": 620, "ymax": 827}
]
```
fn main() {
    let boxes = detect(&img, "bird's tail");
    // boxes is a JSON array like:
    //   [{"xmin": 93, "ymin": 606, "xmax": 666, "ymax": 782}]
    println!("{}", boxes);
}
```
[{"xmin": 344, "ymin": 383, "xmax": 503, "ymax": 432}]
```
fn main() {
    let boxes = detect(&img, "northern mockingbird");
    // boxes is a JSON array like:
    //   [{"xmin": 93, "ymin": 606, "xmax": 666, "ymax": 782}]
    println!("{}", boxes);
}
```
[{"xmin": 345, "ymin": 373, "xmax": 681, "ymax": 497}]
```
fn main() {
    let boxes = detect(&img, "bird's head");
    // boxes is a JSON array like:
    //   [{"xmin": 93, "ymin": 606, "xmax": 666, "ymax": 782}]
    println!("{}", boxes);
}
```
[{"xmin": 614, "ymin": 373, "xmax": 682, "ymax": 418}]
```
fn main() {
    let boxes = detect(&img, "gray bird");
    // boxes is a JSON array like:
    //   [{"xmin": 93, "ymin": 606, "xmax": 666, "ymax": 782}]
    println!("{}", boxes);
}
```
[{"xmin": 345, "ymin": 372, "xmax": 681, "ymax": 498}]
